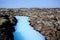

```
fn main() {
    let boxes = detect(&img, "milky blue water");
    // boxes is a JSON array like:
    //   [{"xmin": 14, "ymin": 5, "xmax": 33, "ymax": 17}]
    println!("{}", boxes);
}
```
[{"xmin": 13, "ymin": 16, "xmax": 45, "ymax": 40}]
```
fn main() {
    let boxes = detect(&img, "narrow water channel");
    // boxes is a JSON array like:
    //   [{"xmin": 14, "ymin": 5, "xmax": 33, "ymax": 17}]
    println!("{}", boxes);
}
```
[{"xmin": 13, "ymin": 16, "xmax": 45, "ymax": 40}]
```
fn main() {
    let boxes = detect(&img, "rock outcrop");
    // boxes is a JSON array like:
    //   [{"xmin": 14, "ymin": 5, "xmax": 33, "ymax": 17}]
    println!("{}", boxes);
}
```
[
  {"xmin": 0, "ymin": 8, "xmax": 60, "ymax": 40},
  {"xmin": 0, "ymin": 14, "xmax": 17, "ymax": 40}
]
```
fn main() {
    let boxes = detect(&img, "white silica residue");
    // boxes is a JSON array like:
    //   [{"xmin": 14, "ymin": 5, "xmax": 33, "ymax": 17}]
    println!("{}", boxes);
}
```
[{"xmin": 13, "ymin": 16, "xmax": 45, "ymax": 40}]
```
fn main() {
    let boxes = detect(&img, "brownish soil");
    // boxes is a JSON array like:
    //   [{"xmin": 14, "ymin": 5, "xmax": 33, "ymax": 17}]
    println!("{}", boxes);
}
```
[{"xmin": 0, "ymin": 8, "xmax": 60, "ymax": 40}]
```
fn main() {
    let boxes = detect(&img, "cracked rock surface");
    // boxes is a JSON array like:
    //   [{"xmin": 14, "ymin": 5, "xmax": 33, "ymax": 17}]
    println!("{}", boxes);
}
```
[{"xmin": 0, "ymin": 8, "xmax": 60, "ymax": 40}]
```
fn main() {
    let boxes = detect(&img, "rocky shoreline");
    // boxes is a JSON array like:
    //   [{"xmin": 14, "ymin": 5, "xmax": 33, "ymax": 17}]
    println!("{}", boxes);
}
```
[
  {"xmin": 0, "ymin": 14, "xmax": 17, "ymax": 40},
  {"xmin": 0, "ymin": 8, "xmax": 60, "ymax": 40}
]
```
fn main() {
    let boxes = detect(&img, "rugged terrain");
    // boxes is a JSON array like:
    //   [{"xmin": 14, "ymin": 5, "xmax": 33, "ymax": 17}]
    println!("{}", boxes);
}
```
[
  {"xmin": 0, "ymin": 8, "xmax": 60, "ymax": 40},
  {"xmin": 0, "ymin": 14, "xmax": 17, "ymax": 40}
]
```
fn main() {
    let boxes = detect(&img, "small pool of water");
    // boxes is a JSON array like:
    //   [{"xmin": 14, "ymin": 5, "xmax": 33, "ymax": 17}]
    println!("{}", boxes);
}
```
[{"xmin": 13, "ymin": 16, "xmax": 45, "ymax": 40}]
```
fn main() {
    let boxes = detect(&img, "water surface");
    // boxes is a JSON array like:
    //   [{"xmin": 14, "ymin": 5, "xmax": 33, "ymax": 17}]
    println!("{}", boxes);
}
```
[{"xmin": 13, "ymin": 16, "xmax": 45, "ymax": 40}]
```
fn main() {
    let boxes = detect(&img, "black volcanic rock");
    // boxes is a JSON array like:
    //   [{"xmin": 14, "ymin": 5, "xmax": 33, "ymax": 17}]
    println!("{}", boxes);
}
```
[{"xmin": 0, "ymin": 14, "xmax": 17, "ymax": 40}]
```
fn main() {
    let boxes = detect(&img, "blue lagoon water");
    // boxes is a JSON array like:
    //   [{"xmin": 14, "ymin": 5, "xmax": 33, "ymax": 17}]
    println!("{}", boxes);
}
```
[{"xmin": 13, "ymin": 16, "xmax": 45, "ymax": 40}]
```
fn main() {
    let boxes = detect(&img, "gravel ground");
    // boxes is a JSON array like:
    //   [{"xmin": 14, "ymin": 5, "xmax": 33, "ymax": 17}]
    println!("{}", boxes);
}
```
[{"xmin": 0, "ymin": 8, "xmax": 60, "ymax": 40}]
